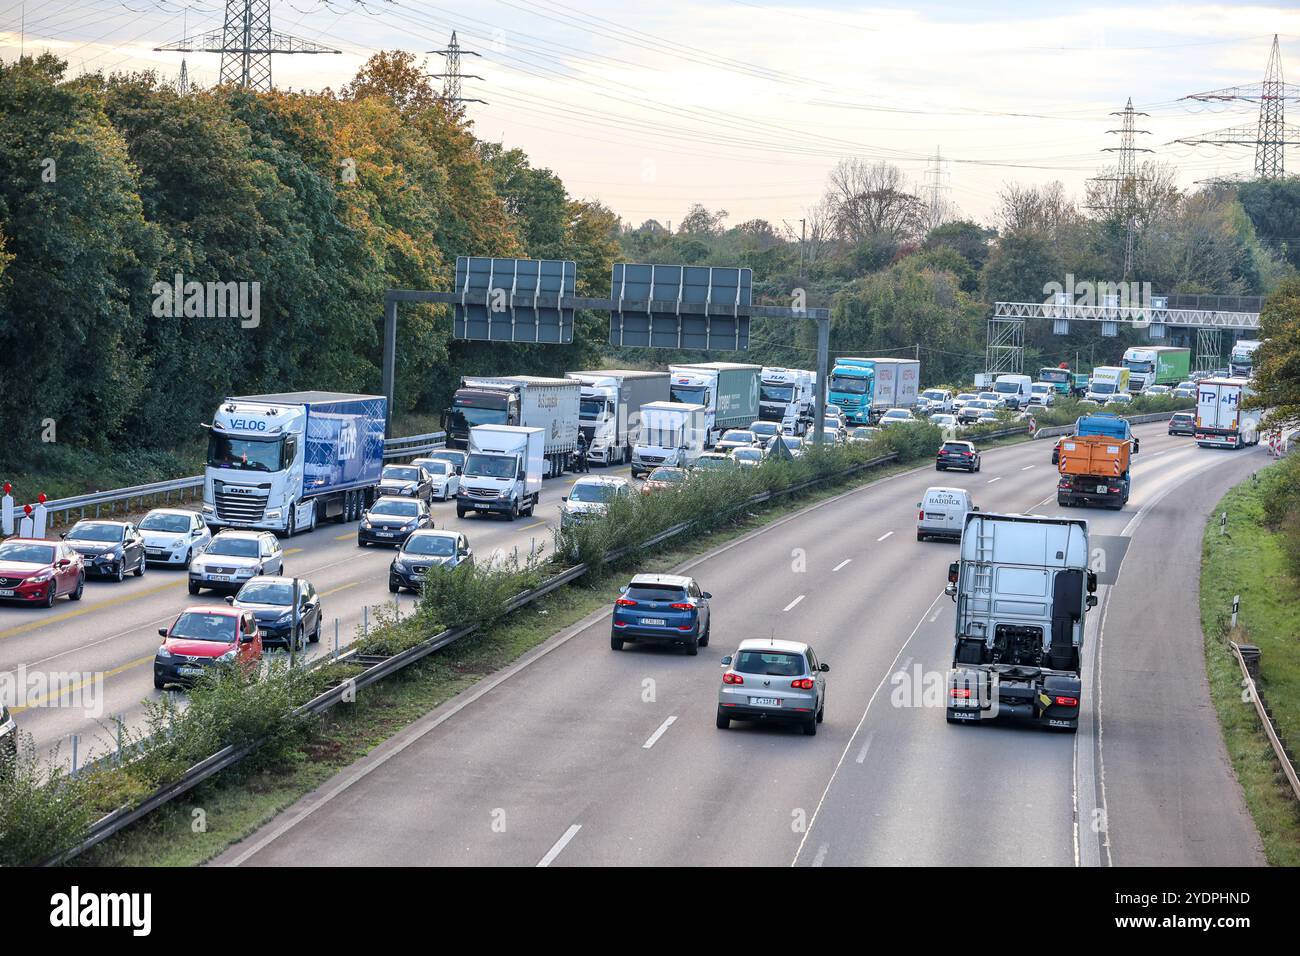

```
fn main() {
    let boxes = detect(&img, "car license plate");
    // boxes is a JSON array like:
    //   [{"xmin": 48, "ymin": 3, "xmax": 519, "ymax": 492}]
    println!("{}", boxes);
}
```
[
  {"xmin": 474, "ymin": 503, "xmax": 490, "ymax": 510},
  {"xmin": 1096, "ymin": 485, "xmax": 1108, "ymax": 494},
  {"xmin": 0, "ymin": 589, "xmax": 14, "ymax": 597},
  {"xmin": 641, "ymin": 618, "xmax": 666, "ymax": 626},
  {"xmin": 209, "ymin": 575, "xmax": 231, "ymax": 583},
  {"xmin": 177, "ymin": 666, "xmax": 205, "ymax": 677},
  {"xmin": 749, "ymin": 697, "xmax": 782, "ymax": 707},
  {"xmin": 377, "ymin": 531, "xmax": 394, "ymax": 537}
]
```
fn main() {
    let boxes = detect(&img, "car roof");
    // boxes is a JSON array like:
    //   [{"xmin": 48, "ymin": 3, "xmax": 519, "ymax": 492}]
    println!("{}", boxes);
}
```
[
  {"xmin": 144, "ymin": 508, "xmax": 196, "ymax": 517},
  {"xmin": 372, "ymin": 495, "xmax": 422, "ymax": 505},
  {"xmin": 71, "ymin": 519, "xmax": 130, "ymax": 527},
  {"xmin": 2, "ymin": 537, "xmax": 56, "ymax": 545},
  {"xmin": 240, "ymin": 575, "xmax": 295, "ymax": 586},
  {"xmin": 404, "ymin": 529, "xmax": 458, "ymax": 540},
  {"xmin": 212, "ymin": 529, "xmax": 266, "ymax": 539},
  {"xmin": 573, "ymin": 475, "xmax": 629, "ymax": 486},
  {"xmin": 736, "ymin": 637, "xmax": 810, "ymax": 654},
  {"xmin": 629, "ymin": 573, "xmax": 692, "ymax": 588},
  {"xmin": 926, "ymin": 486, "xmax": 971, "ymax": 496},
  {"xmin": 943, "ymin": 439, "xmax": 975, "ymax": 446},
  {"xmin": 179, "ymin": 604, "xmax": 242, "ymax": 617}
]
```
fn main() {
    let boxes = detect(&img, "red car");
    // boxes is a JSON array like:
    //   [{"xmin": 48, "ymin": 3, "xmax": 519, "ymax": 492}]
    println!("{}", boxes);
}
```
[
  {"xmin": 154, "ymin": 605, "xmax": 263, "ymax": 689},
  {"xmin": 0, "ymin": 538, "xmax": 84, "ymax": 607}
]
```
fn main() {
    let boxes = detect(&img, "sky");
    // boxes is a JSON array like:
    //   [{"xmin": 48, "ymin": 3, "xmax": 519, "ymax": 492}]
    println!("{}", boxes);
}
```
[{"xmin": 1, "ymin": 1, "xmax": 1298, "ymax": 232}]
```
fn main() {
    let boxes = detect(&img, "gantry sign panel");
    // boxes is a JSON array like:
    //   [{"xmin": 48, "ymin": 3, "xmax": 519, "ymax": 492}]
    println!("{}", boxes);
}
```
[
  {"xmin": 453, "ymin": 256, "xmax": 576, "ymax": 344},
  {"xmin": 609, "ymin": 264, "xmax": 752, "ymax": 350}
]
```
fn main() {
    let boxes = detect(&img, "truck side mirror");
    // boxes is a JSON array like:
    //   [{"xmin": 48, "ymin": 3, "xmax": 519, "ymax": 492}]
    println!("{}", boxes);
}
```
[
  {"xmin": 1086, "ymin": 595, "xmax": 1098, "ymax": 608},
  {"xmin": 947, "ymin": 562, "xmax": 960, "ymax": 584},
  {"xmin": 1087, "ymin": 570, "xmax": 1098, "ymax": 593}
]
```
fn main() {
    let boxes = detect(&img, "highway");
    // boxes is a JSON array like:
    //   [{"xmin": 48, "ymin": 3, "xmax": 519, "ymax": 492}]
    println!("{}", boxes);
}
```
[
  {"xmin": 213, "ymin": 424, "xmax": 1268, "ymax": 867},
  {"xmin": 0, "ymin": 465, "xmax": 631, "ymax": 769}
]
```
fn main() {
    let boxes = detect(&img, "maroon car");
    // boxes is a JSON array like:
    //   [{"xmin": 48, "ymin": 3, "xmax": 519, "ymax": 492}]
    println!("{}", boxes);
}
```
[{"xmin": 0, "ymin": 538, "xmax": 85, "ymax": 607}]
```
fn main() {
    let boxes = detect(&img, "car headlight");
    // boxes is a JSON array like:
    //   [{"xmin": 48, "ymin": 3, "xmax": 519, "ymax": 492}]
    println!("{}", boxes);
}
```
[
  {"xmin": 156, "ymin": 645, "xmax": 173, "ymax": 659},
  {"xmin": 274, "ymin": 610, "xmax": 293, "ymax": 625},
  {"xmin": 237, "ymin": 567, "xmax": 255, "ymax": 576},
  {"xmin": 29, "ymin": 571, "xmax": 53, "ymax": 583},
  {"xmin": 360, "ymin": 519, "xmax": 372, "ymax": 529},
  {"xmin": 217, "ymin": 649, "xmax": 237, "ymax": 663}
]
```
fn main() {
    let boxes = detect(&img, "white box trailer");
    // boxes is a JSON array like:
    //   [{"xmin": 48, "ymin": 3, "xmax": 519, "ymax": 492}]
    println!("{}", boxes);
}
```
[
  {"xmin": 864, "ymin": 358, "xmax": 921, "ymax": 415},
  {"xmin": 456, "ymin": 425, "xmax": 544, "ymax": 521},
  {"xmin": 460, "ymin": 376, "xmax": 580, "ymax": 476},
  {"xmin": 1195, "ymin": 377, "xmax": 1261, "ymax": 449},
  {"xmin": 565, "ymin": 369, "xmax": 670, "ymax": 466}
]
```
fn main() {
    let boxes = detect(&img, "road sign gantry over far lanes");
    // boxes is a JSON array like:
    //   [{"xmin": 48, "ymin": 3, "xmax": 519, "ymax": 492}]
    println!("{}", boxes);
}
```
[{"xmin": 382, "ymin": 255, "xmax": 833, "ymax": 444}]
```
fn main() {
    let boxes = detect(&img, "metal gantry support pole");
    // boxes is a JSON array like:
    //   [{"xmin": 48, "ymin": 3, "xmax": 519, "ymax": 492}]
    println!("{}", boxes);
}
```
[{"xmin": 813, "ymin": 314, "xmax": 829, "ymax": 447}]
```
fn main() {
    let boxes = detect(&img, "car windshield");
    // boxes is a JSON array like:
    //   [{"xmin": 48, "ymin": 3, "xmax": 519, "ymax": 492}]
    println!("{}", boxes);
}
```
[
  {"xmin": 464, "ymin": 454, "xmax": 516, "ymax": 479},
  {"xmin": 140, "ymin": 513, "xmax": 191, "ymax": 533},
  {"xmin": 978, "ymin": 393, "xmax": 998, "ymax": 402},
  {"xmin": 428, "ymin": 451, "xmax": 465, "ymax": 467},
  {"xmin": 942, "ymin": 443, "xmax": 972, "ymax": 453},
  {"xmin": 69, "ymin": 523, "xmax": 125, "ymax": 542},
  {"xmin": 371, "ymin": 500, "xmax": 420, "ymax": 517},
  {"xmin": 0, "ymin": 542, "xmax": 55, "ymax": 564},
  {"xmin": 421, "ymin": 461, "xmax": 451, "ymax": 476},
  {"xmin": 734, "ymin": 650, "xmax": 805, "ymax": 676},
  {"xmin": 169, "ymin": 611, "xmax": 238, "ymax": 643},
  {"xmin": 749, "ymin": 422, "xmax": 777, "ymax": 437},
  {"xmin": 647, "ymin": 468, "xmax": 685, "ymax": 483},
  {"xmin": 956, "ymin": 394, "xmax": 976, "ymax": 402},
  {"xmin": 625, "ymin": 583, "xmax": 688, "ymax": 602},
  {"xmin": 695, "ymin": 457, "xmax": 733, "ymax": 469},
  {"xmin": 403, "ymin": 535, "xmax": 456, "ymax": 557},
  {"xmin": 236, "ymin": 581, "xmax": 293, "ymax": 605},
  {"xmin": 932, "ymin": 415, "xmax": 955, "ymax": 425},
  {"xmin": 852, "ymin": 428, "xmax": 875, "ymax": 437},
  {"xmin": 1109, "ymin": 394, "xmax": 1131, "ymax": 402},
  {"xmin": 995, "ymin": 382, "xmax": 1019, "ymax": 394},
  {"xmin": 207, "ymin": 433, "xmax": 284, "ymax": 472},
  {"xmin": 383, "ymin": 466, "xmax": 418, "ymax": 481},
  {"xmin": 1173, "ymin": 413, "xmax": 1194, "ymax": 422},
  {"xmin": 569, "ymin": 482, "xmax": 619, "ymax": 503},
  {"xmin": 1032, "ymin": 385, "xmax": 1048, "ymax": 393},
  {"xmin": 733, "ymin": 449, "xmax": 762, "ymax": 461},
  {"xmin": 883, "ymin": 411, "xmax": 909, "ymax": 420},
  {"xmin": 1092, "ymin": 382, "xmax": 1116, "ymax": 394},
  {"xmin": 922, "ymin": 390, "xmax": 945, "ymax": 400},
  {"xmin": 829, "ymin": 374, "xmax": 868, "ymax": 394},
  {"xmin": 722, "ymin": 431, "xmax": 753, "ymax": 444},
  {"xmin": 206, "ymin": 537, "xmax": 259, "ymax": 557}
]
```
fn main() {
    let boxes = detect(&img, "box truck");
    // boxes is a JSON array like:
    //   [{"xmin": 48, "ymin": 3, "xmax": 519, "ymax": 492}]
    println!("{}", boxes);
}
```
[
  {"xmin": 1195, "ymin": 377, "xmax": 1261, "ymax": 449},
  {"xmin": 945, "ymin": 512, "xmax": 1097, "ymax": 732},
  {"xmin": 630, "ymin": 402, "xmax": 707, "ymax": 477},
  {"xmin": 759, "ymin": 367, "xmax": 815, "ymax": 433},
  {"xmin": 1122, "ymin": 346, "xmax": 1190, "ymax": 392},
  {"xmin": 667, "ymin": 363, "xmax": 760, "ymax": 446},
  {"xmin": 455, "ymin": 425, "xmax": 544, "ymax": 521},
  {"xmin": 443, "ymin": 376, "xmax": 580, "ymax": 477},
  {"xmin": 826, "ymin": 357, "xmax": 921, "ymax": 424},
  {"xmin": 203, "ymin": 391, "xmax": 386, "ymax": 535},
  {"xmin": 565, "ymin": 369, "xmax": 670, "ymax": 466},
  {"xmin": 1086, "ymin": 366, "xmax": 1130, "ymax": 403}
]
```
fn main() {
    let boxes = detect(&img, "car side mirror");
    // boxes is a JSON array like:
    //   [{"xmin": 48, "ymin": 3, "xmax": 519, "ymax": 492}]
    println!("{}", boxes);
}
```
[
  {"xmin": 561, "ymin": 496, "xmax": 567, "ymax": 502},
  {"xmin": 60, "ymin": 532, "xmax": 68, "ymax": 539},
  {"xmin": 972, "ymin": 505, "xmax": 980, "ymax": 512},
  {"xmin": 158, "ymin": 627, "xmax": 168, "ymax": 637},
  {"xmin": 702, "ymin": 592, "xmax": 712, "ymax": 599},
  {"xmin": 225, "ymin": 596, "xmax": 235, "ymax": 605},
  {"xmin": 720, "ymin": 656, "xmax": 732, "ymax": 666},
  {"xmin": 820, "ymin": 663, "xmax": 830, "ymax": 672},
  {"xmin": 56, "ymin": 559, "xmax": 71, "ymax": 568},
  {"xmin": 240, "ymin": 633, "xmax": 255, "ymax": 644}
]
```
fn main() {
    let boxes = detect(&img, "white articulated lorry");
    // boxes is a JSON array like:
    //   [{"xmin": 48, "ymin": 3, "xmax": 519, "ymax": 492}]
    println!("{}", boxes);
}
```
[
  {"xmin": 565, "ymin": 369, "xmax": 670, "ymax": 466},
  {"xmin": 630, "ymin": 402, "xmax": 707, "ymax": 478},
  {"xmin": 759, "ymin": 367, "xmax": 815, "ymax": 434},
  {"xmin": 667, "ymin": 363, "xmax": 761, "ymax": 446},
  {"xmin": 203, "ymin": 391, "xmax": 386, "ymax": 535},
  {"xmin": 945, "ymin": 512, "xmax": 1097, "ymax": 733},
  {"xmin": 455, "ymin": 425, "xmax": 544, "ymax": 521},
  {"xmin": 1195, "ymin": 377, "xmax": 1261, "ymax": 449},
  {"xmin": 444, "ymin": 376, "xmax": 580, "ymax": 478}
]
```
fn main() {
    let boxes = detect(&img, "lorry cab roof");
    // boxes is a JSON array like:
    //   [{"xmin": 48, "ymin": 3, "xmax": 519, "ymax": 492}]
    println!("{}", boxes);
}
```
[{"xmin": 229, "ymin": 391, "xmax": 382, "ymax": 405}]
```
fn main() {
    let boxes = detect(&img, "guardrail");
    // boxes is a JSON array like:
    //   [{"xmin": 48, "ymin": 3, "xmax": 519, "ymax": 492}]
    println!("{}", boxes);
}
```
[
  {"xmin": 15, "ymin": 432, "xmax": 446, "ymax": 527},
  {"xmin": 1229, "ymin": 641, "xmax": 1300, "ymax": 805},
  {"xmin": 47, "ymin": 449, "xmax": 901, "ymax": 864}
]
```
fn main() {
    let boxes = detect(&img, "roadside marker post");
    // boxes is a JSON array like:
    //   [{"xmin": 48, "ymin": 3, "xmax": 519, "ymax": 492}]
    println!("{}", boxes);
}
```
[{"xmin": 1231, "ymin": 595, "xmax": 1240, "ymax": 628}]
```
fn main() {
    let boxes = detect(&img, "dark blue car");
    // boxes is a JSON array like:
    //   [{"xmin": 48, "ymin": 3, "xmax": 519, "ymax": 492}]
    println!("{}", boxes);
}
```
[{"xmin": 611, "ymin": 573, "xmax": 711, "ymax": 655}]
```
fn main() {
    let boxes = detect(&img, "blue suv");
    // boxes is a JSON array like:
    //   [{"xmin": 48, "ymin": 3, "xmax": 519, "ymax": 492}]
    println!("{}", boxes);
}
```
[{"xmin": 611, "ymin": 573, "xmax": 711, "ymax": 655}]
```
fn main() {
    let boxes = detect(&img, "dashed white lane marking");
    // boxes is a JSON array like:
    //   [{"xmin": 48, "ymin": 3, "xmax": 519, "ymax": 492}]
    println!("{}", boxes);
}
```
[
  {"xmin": 811, "ymin": 843, "xmax": 829, "ymax": 867},
  {"xmin": 783, "ymin": 595, "xmax": 806, "ymax": 612},
  {"xmin": 642, "ymin": 715, "xmax": 677, "ymax": 750},
  {"xmin": 855, "ymin": 732, "xmax": 875, "ymax": 764},
  {"xmin": 877, "ymin": 531, "xmax": 894, "ymax": 542},
  {"xmin": 1021, "ymin": 465, "xmax": 1035, "ymax": 471},
  {"xmin": 832, "ymin": 559, "xmax": 852, "ymax": 572},
  {"xmin": 537, "ymin": 824, "xmax": 582, "ymax": 867},
  {"xmin": 987, "ymin": 476, "xmax": 1003, "ymax": 484}
]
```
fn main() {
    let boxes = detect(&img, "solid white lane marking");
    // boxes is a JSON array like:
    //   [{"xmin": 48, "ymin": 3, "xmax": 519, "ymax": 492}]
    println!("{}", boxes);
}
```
[
  {"xmin": 832, "ymin": 559, "xmax": 851, "ymax": 572},
  {"xmin": 987, "ymin": 476, "xmax": 1002, "ymax": 484},
  {"xmin": 537, "ymin": 824, "xmax": 582, "ymax": 867},
  {"xmin": 854, "ymin": 732, "xmax": 875, "ymax": 764},
  {"xmin": 783, "ymin": 595, "xmax": 805, "ymax": 612},
  {"xmin": 811, "ymin": 843, "xmax": 829, "ymax": 867},
  {"xmin": 877, "ymin": 531, "xmax": 893, "ymax": 542},
  {"xmin": 642, "ymin": 715, "xmax": 677, "ymax": 750}
]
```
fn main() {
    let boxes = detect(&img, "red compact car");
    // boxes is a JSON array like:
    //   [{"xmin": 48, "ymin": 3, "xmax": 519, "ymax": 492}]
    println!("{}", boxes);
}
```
[
  {"xmin": 0, "ymin": 538, "xmax": 84, "ymax": 607},
  {"xmin": 154, "ymin": 605, "xmax": 263, "ymax": 689}
]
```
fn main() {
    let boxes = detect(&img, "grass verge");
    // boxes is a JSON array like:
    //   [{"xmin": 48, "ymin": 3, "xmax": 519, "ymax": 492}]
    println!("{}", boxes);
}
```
[{"xmin": 1200, "ymin": 460, "xmax": 1300, "ymax": 867}]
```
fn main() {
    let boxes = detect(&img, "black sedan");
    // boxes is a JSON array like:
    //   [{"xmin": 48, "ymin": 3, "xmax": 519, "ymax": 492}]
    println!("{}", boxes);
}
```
[
  {"xmin": 61, "ymin": 520, "xmax": 146, "ymax": 582},
  {"xmin": 358, "ymin": 496, "xmax": 432, "ymax": 547},
  {"xmin": 228, "ymin": 576, "xmax": 321, "ymax": 650},
  {"xmin": 377, "ymin": 464, "xmax": 434, "ymax": 502},
  {"xmin": 936, "ymin": 440, "xmax": 981, "ymax": 472},
  {"xmin": 1168, "ymin": 412, "xmax": 1196, "ymax": 436}
]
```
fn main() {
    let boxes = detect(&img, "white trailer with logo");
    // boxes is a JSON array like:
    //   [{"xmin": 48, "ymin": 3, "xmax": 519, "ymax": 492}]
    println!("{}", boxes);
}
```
[
  {"xmin": 1195, "ymin": 377, "xmax": 1261, "ymax": 449},
  {"xmin": 865, "ymin": 358, "xmax": 921, "ymax": 417}
]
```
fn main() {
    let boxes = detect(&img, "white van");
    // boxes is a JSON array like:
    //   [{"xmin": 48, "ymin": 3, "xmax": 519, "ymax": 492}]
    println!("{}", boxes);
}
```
[
  {"xmin": 916, "ymin": 486, "xmax": 978, "ymax": 542},
  {"xmin": 993, "ymin": 374, "xmax": 1033, "ymax": 410}
]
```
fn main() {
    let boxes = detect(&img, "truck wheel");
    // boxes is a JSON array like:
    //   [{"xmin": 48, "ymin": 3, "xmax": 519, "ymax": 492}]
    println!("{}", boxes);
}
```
[
  {"xmin": 456, "ymin": 506, "xmax": 467, "ymax": 519},
  {"xmin": 286, "ymin": 506, "xmax": 296, "ymax": 538},
  {"xmin": 507, "ymin": 500, "xmax": 519, "ymax": 521},
  {"xmin": 715, "ymin": 708, "xmax": 730, "ymax": 730}
]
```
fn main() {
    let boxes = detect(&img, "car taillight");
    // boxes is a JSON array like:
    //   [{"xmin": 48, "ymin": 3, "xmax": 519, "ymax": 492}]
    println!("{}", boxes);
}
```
[
  {"xmin": 723, "ymin": 672, "xmax": 744, "ymax": 685},
  {"xmin": 791, "ymin": 678, "xmax": 814, "ymax": 690},
  {"xmin": 1055, "ymin": 695, "xmax": 1079, "ymax": 707},
  {"xmin": 669, "ymin": 602, "xmax": 694, "ymax": 610},
  {"xmin": 918, "ymin": 509, "xmax": 924, "ymax": 520},
  {"xmin": 616, "ymin": 598, "xmax": 637, "ymax": 607}
]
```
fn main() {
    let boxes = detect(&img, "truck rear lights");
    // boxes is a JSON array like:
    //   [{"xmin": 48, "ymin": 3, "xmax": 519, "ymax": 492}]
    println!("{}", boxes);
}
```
[
  {"xmin": 1054, "ymin": 695, "xmax": 1079, "ymax": 707},
  {"xmin": 722, "ymin": 673, "xmax": 744, "ymax": 685},
  {"xmin": 790, "ymin": 678, "xmax": 814, "ymax": 690},
  {"xmin": 950, "ymin": 687, "xmax": 972, "ymax": 700}
]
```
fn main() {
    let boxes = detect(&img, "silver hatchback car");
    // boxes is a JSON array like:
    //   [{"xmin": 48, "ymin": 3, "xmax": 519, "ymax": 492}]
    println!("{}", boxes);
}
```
[{"xmin": 716, "ymin": 638, "xmax": 829, "ymax": 736}]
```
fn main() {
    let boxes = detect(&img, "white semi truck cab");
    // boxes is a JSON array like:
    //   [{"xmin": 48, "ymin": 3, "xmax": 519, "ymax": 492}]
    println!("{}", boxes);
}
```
[
  {"xmin": 759, "ymin": 367, "xmax": 813, "ymax": 433},
  {"xmin": 945, "ymin": 512, "xmax": 1097, "ymax": 732},
  {"xmin": 203, "ymin": 391, "xmax": 386, "ymax": 535}
]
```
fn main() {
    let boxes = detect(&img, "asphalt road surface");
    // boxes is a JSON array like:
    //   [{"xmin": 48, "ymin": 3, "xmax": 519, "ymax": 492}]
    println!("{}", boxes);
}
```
[
  {"xmin": 0, "ymin": 465, "xmax": 631, "ymax": 769},
  {"xmin": 213, "ymin": 424, "xmax": 1267, "ymax": 867}
]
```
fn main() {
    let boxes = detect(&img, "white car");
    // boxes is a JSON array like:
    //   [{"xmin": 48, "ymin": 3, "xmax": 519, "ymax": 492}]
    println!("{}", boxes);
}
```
[
  {"xmin": 952, "ymin": 393, "xmax": 978, "ymax": 411},
  {"xmin": 418, "ymin": 458, "xmax": 461, "ymax": 501},
  {"xmin": 188, "ymin": 530, "xmax": 285, "ymax": 594},
  {"xmin": 879, "ymin": 408, "xmax": 915, "ymax": 427},
  {"xmin": 139, "ymin": 508, "xmax": 212, "ymax": 568},
  {"xmin": 560, "ymin": 476, "xmax": 632, "ymax": 529},
  {"xmin": 919, "ymin": 389, "xmax": 954, "ymax": 414},
  {"xmin": 1029, "ymin": 383, "xmax": 1056, "ymax": 407}
]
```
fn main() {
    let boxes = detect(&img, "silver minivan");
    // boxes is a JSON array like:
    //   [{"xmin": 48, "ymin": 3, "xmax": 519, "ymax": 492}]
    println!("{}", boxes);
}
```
[{"xmin": 916, "ymin": 486, "xmax": 977, "ymax": 542}]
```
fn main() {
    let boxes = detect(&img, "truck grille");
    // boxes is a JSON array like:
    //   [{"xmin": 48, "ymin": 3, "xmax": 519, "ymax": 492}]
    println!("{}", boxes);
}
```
[
  {"xmin": 638, "ymin": 455, "xmax": 665, "ymax": 465},
  {"xmin": 466, "ymin": 488, "xmax": 499, "ymax": 499},
  {"xmin": 214, "ymin": 484, "xmax": 269, "ymax": 522}
]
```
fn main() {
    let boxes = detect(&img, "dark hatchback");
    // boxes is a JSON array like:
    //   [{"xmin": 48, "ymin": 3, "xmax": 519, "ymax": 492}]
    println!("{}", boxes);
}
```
[
  {"xmin": 358, "ymin": 496, "xmax": 431, "ymax": 547},
  {"xmin": 611, "ymin": 573, "xmax": 711, "ymax": 655},
  {"xmin": 935, "ymin": 441, "xmax": 981, "ymax": 473},
  {"xmin": 229, "ymin": 576, "xmax": 321, "ymax": 650},
  {"xmin": 1168, "ymin": 412, "xmax": 1196, "ymax": 436}
]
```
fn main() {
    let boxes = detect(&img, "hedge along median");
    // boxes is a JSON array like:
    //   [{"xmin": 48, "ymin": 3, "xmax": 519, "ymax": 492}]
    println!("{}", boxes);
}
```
[
  {"xmin": 1200, "ymin": 452, "xmax": 1300, "ymax": 867},
  {"xmin": 1, "ymin": 421, "xmax": 968, "ymax": 866}
]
